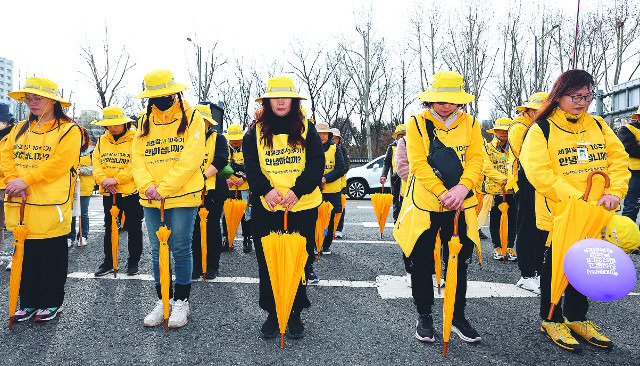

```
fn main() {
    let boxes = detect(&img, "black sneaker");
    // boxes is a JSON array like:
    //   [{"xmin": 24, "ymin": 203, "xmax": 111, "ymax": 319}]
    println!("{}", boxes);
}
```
[
  {"xmin": 243, "ymin": 237, "xmax": 253, "ymax": 253},
  {"xmin": 126, "ymin": 265, "xmax": 139, "ymax": 276},
  {"xmin": 451, "ymin": 317, "xmax": 481, "ymax": 343},
  {"xmin": 192, "ymin": 271, "xmax": 202, "ymax": 280},
  {"xmin": 206, "ymin": 269, "xmax": 219, "ymax": 280},
  {"xmin": 14, "ymin": 308, "xmax": 37, "ymax": 322},
  {"xmin": 415, "ymin": 313, "xmax": 435, "ymax": 342},
  {"xmin": 94, "ymin": 265, "xmax": 114, "ymax": 277},
  {"xmin": 287, "ymin": 311, "xmax": 304, "ymax": 339},
  {"xmin": 261, "ymin": 312, "xmax": 279, "ymax": 338},
  {"xmin": 34, "ymin": 306, "xmax": 63, "ymax": 322},
  {"xmin": 478, "ymin": 230, "xmax": 488, "ymax": 240},
  {"xmin": 222, "ymin": 238, "xmax": 230, "ymax": 251}
]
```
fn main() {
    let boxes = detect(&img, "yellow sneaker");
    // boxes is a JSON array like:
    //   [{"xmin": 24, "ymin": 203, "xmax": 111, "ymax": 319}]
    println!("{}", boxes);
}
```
[
  {"xmin": 564, "ymin": 319, "xmax": 614, "ymax": 350},
  {"xmin": 507, "ymin": 248, "xmax": 517, "ymax": 261},
  {"xmin": 540, "ymin": 321, "xmax": 583, "ymax": 353}
]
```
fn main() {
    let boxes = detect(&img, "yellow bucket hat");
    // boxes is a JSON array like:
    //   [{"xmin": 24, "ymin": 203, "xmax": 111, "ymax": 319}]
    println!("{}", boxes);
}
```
[
  {"xmin": 604, "ymin": 215, "xmax": 640, "ymax": 254},
  {"xmin": 135, "ymin": 69, "xmax": 189, "ymax": 99},
  {"xmin": 194, "ymin": 104, "xmax": 218, "ymax": 125},
  {"xmin": 393, "ymin": 124, "xmax": 407, "ymax": 138},
  {"xmin": 416, "ymin": 71, "xmax": 475, "ymax": 105},
  {"xmin": 516, "ymin": 92, "xmax": 549, "ymax": 111},
  {"xmin": 8, "ymin": 77, "xmax": 71, "ymax": 107},
  {"xmin": 96, "ymin": 106, "xmax": 134, "ymax": 126},
  {"xmin": 486, "ymin": 118, "xmax": 512, "ymax": 133},
  {"xmin": 255, "ymin": 76, "xmax": 306, "ymax": 102},
  {"xmin": 225, "ymin": 124, "xmax": 244, "ymax": 141},
  {"xmin": 631, "ymin": 106, "xmax": 640, "ymax": 120}
]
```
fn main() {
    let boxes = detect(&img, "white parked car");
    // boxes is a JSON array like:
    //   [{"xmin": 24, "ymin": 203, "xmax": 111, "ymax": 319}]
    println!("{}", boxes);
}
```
[{"xmin": 345, "ymin": 155, "xmax": 386, "ymax": 199}]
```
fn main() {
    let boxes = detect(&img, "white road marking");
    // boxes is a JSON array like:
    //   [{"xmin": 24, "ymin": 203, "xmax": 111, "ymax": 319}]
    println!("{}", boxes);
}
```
[
  {"xmin": 333, "ymin": 240, "xmax": 397, "ymax": 244},
  {"xmin": 68, "ymin": 272, "xmax": 614, "ymax": 300},
  {"xmin": 356, "ymin": 206, "xmax": 374, "ymax": 209}
]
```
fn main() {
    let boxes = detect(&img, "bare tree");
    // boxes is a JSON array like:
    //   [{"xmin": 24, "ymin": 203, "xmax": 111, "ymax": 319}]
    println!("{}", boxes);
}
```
[
  {"xmin": 409, "ymin": 1, "xmax": 440, "ymax": 90},
  {"xmin": 79, "ymin": 25, "xmax": 135, "ymax": 109},
  {"xmin": 186, "ymin": 39, "xmax": 227, "ymax": 102}
]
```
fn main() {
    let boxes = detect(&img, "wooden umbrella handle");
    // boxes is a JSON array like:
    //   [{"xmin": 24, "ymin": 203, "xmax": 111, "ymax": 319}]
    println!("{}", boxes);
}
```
[
  {"xmin": 19, "ymin": 197, "xmax": 26, "ymax": 224},
  {"xmin": 201, "ymin": 188, "xmax": 206, "ymax": 206},
  {"xmin": 502, "ymin": 186, "xmax": 506, "ymax": 201},
  {"xmin": 112, "ymin": 193, "xmax": 117, "ymax": 206},
  {"xmin": 160, "ymin": 199, "xmax": 166, "ymax": 223},
  {"xmin": 284, "ymin": 209, "xmax": 289, "ymax": 232},
  {"xmin": 235, "ymin": 186, "xmax": 239, "ymax": 198},
  {"xmin": 381, "ymin": 184, "xmax": 384, "ymax": 194},
  {"xmin": 582, "ymin": 170, "xmax": 610, "ymax": 201},
  {"xmin": 453, "ymin": 209, "xmax": 462, "ymax": 236}
]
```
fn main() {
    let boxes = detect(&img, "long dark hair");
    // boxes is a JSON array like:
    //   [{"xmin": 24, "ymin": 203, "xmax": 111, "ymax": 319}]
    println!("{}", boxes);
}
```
[
  {"xmin": 255, "ymin": 98, "xmax": 306, "ymax": 150},
  {"xmin": 534, "ymin": 69, "xmax": 595, "ymax": 123},
  {"xmin": 139, "ymin": 92, "xmax": 189, "ymax": 138},
  {"xmin": 79, "ymin": 125, "xmax": 92, "ymax": 152},
  {"xmin": 16, "ymin": 101, "xmax": 75, "ymax": 141}
]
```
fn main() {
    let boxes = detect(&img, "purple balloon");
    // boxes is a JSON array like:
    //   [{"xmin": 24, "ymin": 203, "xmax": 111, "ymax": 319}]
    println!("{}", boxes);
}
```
[{"xmin": 564, "ymin": 238, "xmax": 637, "ymax": 301}]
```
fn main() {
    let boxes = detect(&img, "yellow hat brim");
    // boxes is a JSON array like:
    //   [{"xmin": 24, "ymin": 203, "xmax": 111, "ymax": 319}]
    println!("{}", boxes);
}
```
[
  {"xmin": 516, "ymin": 101, "xmax": 545, "ymax": 111},
  {"xmin": 255, "ymin": 91, "xmax": 306, "ymax": 103},
  {"xmin": 225, "ymin": 133, "xmax": 244, "ymax": 141},
  {"xmin": 393, "ymin": 130, "xmax": 406, "ymax": 138},
  {"xmin": 8, "ymin": 89, "xmax": 71, "ymax": 108},
  {"xmin": 135, "ymin": 82, "xmax": 189, "ymax": 99},
  {"xmin": 486, "ymin": 126, "xmax": 509, "ymax": 133},
  {"xmin": 201, "ymin": 116, "xmax": 219, "ymax": 126},
  {"xmin": 95, "ymin": 116, "xmax": 134, "ymax": 126},
  {"xmin": 416, "ymin": 90, "xmax": 475, "ymax": 105}
]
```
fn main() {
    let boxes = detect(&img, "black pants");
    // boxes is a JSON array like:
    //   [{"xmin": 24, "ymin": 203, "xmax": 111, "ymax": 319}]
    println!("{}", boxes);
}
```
[
  {"xmin": 489, "ymin": 194, "xmax": 517, "ymax": 249},
  {"xmin": 515, "ymin": 170, "xmax": 547, "ymax": 277},
  {"xmin": 192, "ymin": 190, "xmax": 224, "ymax": 274},
  {"xmin": 540, "ymin": 240, "xmax": 589, "ymax": 322},
  {"xmin": 391, "ymin": 173, "xmax": 402, "ymax": 221},
  {"xmin": 410, "ymin": 211, "xmax": 473, "ymax": 317},
  {"xmin": 20, "ymin": 235, "xmax": 68, "ymax": 309},
  {"xmin": 102, "ymin": 194, "xmax": 144, "ymax": 268},
  {"xmin": 321, "ymin": 192, "xmax": 342, "ymax": 252},
  {"xmin": 253, "ymin": 206, "xmax": 316, "ymax": 313}
]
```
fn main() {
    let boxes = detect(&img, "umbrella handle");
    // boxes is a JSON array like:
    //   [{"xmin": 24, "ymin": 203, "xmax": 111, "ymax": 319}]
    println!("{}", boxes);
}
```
[
  {"xmin": 582, "ymin": 170, "xmax": 610, "ymax": 201},
  {"xmin": 381, "ymin": 184, "xmax": 384, "ymax": 194},
  {"xmin": 112, "ymin": 193, "xmax": 117, "ymax": 206},
  {"xmin": 235, "ymin": 186, "xmax": 239, "ymax": 199},
  {"xmin": 453, "ymin": 209, "xmax": 461, "ymax": 236},
  {"xmin": 19, "ymin": 197, "xmax": 26, "ymax": 224},
  {"xmin": 201, "ymin": 188, "xmax": 206, "ymax": 206},
  {"xmin": 502, "ymin": 186, "xmax": 506, "ymax": 201},
  {"xmin": 160, "ymin": 199, "xmax": 166, "ymax": 223},
  {"xmin": 284, "ymin": 209, "xmax": 289, "ymax": 232}
]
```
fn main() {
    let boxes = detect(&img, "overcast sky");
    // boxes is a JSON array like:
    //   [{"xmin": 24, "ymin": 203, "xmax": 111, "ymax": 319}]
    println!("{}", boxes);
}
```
[{"xmin": 2, "ymin": 0, "xmax": 595, "ymax": 119}]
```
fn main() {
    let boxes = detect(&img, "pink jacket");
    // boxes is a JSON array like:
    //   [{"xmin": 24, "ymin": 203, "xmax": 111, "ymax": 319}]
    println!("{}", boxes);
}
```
[{"xmin": 394, "ymin": 137, "xmax": 409, "ymax": 181}]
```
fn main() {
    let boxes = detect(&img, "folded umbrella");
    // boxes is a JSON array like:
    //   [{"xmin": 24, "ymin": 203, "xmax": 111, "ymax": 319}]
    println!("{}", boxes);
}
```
[
  {"xmin": 198, "ymin": 190, "xmax": 209, "ymax": 281},
  {"xmin": 315, "ymin": 201, "xmax": 333, "ymax": 260},
  {"xmin": 547, "ymin": 171, "xmax": 614, "ymax": 320},
  {"xmin": 110, "ymin": 194, "xmax": 120, "ymax": 277},
  {"xmin": 261, "ymin": 210, "xmax": 309, "ymax": 348},
  {"xmin": 371, "ymin": 185, "xmax": 393, "ymax": 239},
  {"xmin": 8, "ymin": 198, "xmax": 28, "ymax": 330},
  {"xmin": 223, "ymin": 187, "xmax": 247, "ymax": 254},
  {"xmin": 498, "ymin": 187, "xmax": 509, "ymax": 264},
  {"xmin": 443, "ymin": 209, "xmax": 463, "ymax": 357},
  {"xmin": 155, "ymin": 199, "xmax": 172, "ymax": 332}
]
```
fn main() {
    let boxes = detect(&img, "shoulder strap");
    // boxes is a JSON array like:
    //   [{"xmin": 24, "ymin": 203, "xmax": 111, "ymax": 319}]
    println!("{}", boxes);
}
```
[
  {"xmin": 411, "ymin": 114, "xmax": 436, "ymax": 141},
  {"xmin": 593, "ymin": 117, "xmax": 603, "ymax": 132},
  {"xmin": 538, "ymin": 120, "xmax": 551, "ymax": 142}
]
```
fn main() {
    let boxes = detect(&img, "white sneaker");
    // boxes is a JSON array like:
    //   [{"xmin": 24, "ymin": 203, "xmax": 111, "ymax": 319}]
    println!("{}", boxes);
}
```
[
  {"xmin": 335, "ymin": 231, "xmax": 343, "ymax": 238},
  {"xmin": 168, "ymin": 299, "xmax": 190, "ymax": 328},
  {"xmin": 78, "ymin": 237, "xmax": 88, "ymax": 247},
  {"xmin": 5, "ymin": 259, "xmax": 11, "ymax": 271},
  {"xmin": 143, "ymin": 299, "xmax": 172, "ymax": 327},
  {"xmin": 67, "ymin": 238, "xmax": 73, "ymax": 248},
  {"xmin": 516, "ymin": 277, "xmax": 540, "ymax": 294}
]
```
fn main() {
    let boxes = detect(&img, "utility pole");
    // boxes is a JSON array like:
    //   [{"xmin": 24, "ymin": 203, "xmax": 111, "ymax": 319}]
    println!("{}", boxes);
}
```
[{"xmin": 362, "ymin": 23, "xmax": 372, "ymax": 160}]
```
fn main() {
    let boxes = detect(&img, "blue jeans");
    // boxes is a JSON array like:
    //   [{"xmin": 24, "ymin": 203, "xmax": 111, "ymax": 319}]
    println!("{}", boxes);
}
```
[
  {"xmin": 144, "ymin": 206, "xmax": 197, "ymax": 286},
  {"xmin": 621, "ymin": 174, "xmax": 640, "ymax": 221},
  {"xmin": 69, "ymin": 196, "xmax": 90, "ymax": 240}
]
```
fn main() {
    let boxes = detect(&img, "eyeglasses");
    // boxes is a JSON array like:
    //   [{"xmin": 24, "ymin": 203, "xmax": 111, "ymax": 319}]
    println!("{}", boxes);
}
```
[
  {"xmin": 24, "ymin": 95, "xmax": 44, "ymax": 104},
  {"xmin": 566, "ymin": 93, "xmax": 593, "ymax": 103}
]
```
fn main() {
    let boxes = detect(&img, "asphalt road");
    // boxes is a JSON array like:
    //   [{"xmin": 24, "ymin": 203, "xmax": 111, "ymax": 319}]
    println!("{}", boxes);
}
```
[{"xmin": 0, "ymin": 196, "xmax": 638, "ymax": 365}]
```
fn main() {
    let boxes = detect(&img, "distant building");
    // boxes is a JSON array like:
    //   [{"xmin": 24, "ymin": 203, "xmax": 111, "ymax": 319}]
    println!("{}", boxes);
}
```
[{"xmin": 0, "ymin": 57, "xmax": 14, "ymax": 105}]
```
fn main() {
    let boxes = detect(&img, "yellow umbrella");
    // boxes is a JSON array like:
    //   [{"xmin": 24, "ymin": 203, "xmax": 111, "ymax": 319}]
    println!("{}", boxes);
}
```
[
  {"xmin": 155, "ymin": 199, "xmax": 172, "ymax": 332},
  {"xmin": 498, "ymin": 188, "xmax": 509, "ymax": 264},
  {"xmin": 371, "ymin": 185, "xmax": 393, "ymax": 239},
  {"xmin": 443, "ymin": 209, "xmax": 463, "ymax": 357},
  {"xmin": 332, "ymin": 194, "xmax": 347, "ymax": 239},
  {"xmin": 198, "ymin": 189, "xmax": 209, "ymax": 281},
  {"xmin": 110, "ymin": 194, "xmax": 120, "ymax": 277},
  {"xmin": 434, "ymin": 231, "xmax": 442, "ymax": 295},
  {"xmin": 120, "ymin": 212, "xmax": 126, "ymax": 234},
  {"xmin": 315, "ymin": 201, "xmax": 333, "ymax": 260},
  {"xmin": 547, "ymin": 171, "xmax": 614, "ymax": 320},
  {"xmin": 223, "ymin": 187, "xmax": 247, "ymax": 254},
  {"xmin": 261, "ymin": 210, "xmax": 309, "ymax": 348},
  {"xmin": 8, "ymin": 198, "xmax": 28, "ymax": 330}
]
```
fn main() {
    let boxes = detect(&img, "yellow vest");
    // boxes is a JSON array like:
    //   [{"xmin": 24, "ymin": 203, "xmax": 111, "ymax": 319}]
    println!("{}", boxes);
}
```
[
  {"xmin": 323, "ymin": 144, "xmax": 342, "ymax": 193},
  {"xmin": 256, "ymin": 121, "xmax": 322, "ymax": 212},
  {"xmin": 391, "ymin": 144, "xmax": 397, "ymax": 174},
  {"xmin": 229, "ymin": 146, "xmax": 249, "ymax": 190},
  {"xmin": 202, "ymin": 132, "xmax": 217, "ymax": 191},
  {"xmin": 3, "ymin": 120, "xmax": 81, "ymax": 239},
  {"xmin": 520, "ymin": 110, "xmax": 630, "ymax": 231},
  {"xmin": 131, "ymin": 102, "xmax": 206, "ymax": 209},
  {"xmin": 480, "ymin": 138, "xmax": 515, "ymax": 195},
  {"xmin": 93, "ymin": 129, "xmax": 137, "ymax": 195},
  {"xmin": 78, "ymin": 152, "xmax": 95, "ymax": 196},
  {"xmin": 622, "ymin": 124, "xmax": 640, "ymax": 170},
  {"xmin": 0, "ymin": 136, "xmax": 8, "ymax": 190}
]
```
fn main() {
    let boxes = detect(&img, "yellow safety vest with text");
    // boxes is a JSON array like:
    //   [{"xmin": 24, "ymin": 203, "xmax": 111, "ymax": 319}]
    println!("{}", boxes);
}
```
[
  {"xmin": 323, "ymin": 144, "xmax": 342, "ymax": 193},
  {"xmin": 202, "ymin": 132, "xmax": 217, "ymax": 191},
  {"xmin": 229, "ymin": 146, "xmax": 249, "ymax": 190},
  {"xmin": 622, "ymin": 124, "xmax": 640, "ymax": 171},
  {"xmin": 93, "ymin": 129, "xmax": 137, "ymax": 195}
]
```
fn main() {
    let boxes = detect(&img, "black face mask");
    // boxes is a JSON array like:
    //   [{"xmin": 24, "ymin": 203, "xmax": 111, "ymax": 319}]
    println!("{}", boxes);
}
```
[{"xmin": 149, "ymin": 96, "xmax": 174, "ymax": 111}]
